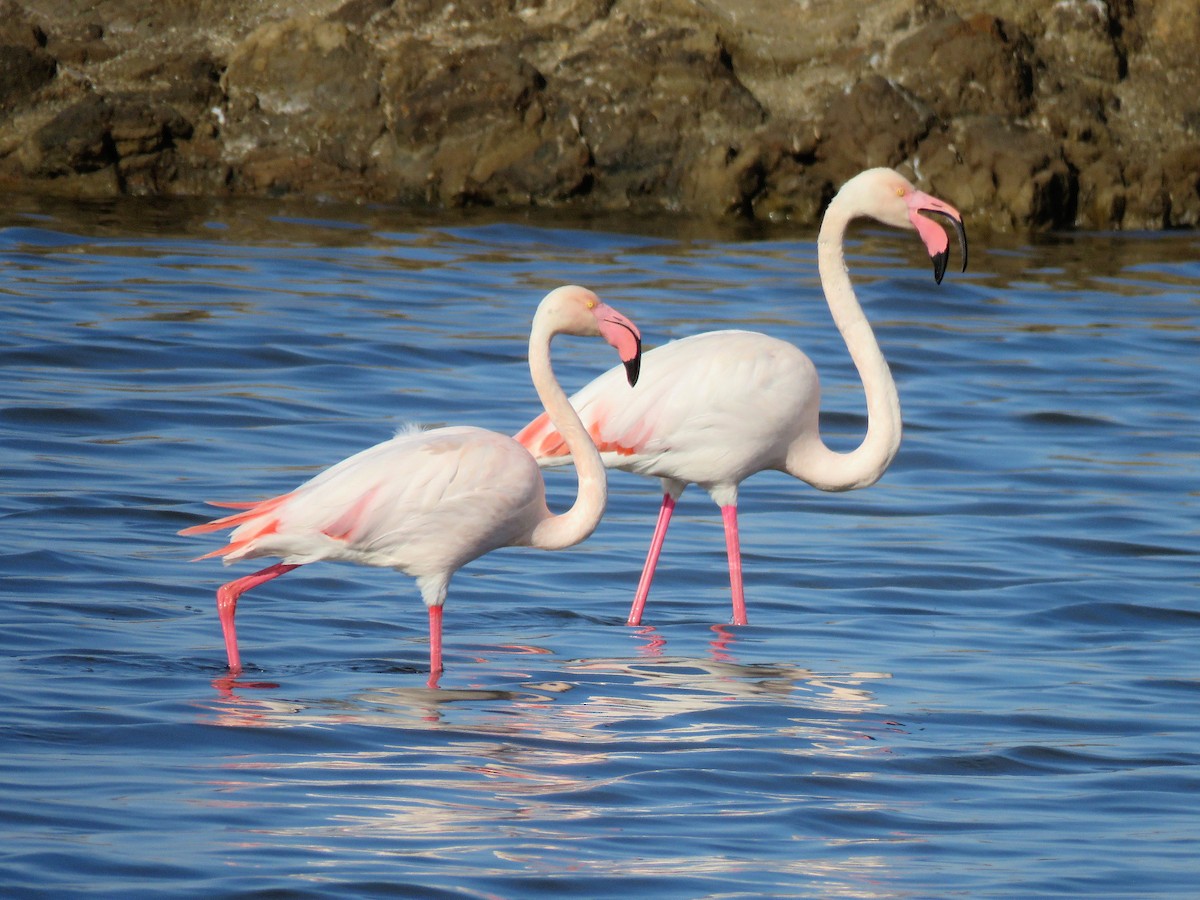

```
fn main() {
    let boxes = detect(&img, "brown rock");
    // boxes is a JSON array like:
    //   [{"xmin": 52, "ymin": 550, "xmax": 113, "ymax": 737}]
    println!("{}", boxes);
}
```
[
  {"xmin": 222, "ymin": 15, "xmax": 383, "ymax": 187},
  {"xmin": 816, "ymin": 75, "xmax": 936, "ymax": 186},
  {"xmin": 0, "ymin": 45, "xmax": 55, "ymax": 113},
  {"xmin": 20, "ymin": 95, "xmax": 116, "ymax": 177},
  {"xmin": 1076, "ymin": 157, "xmax": 1127, "ymax": 231},
  {"xmin": 1042, "ymin": 0, "xmax": 1122, "ymax": 81},
  {"xmin": 889, "ymin": 14, "xmax": 1034, "ymax": 120},
  {"xmin": 378, "ymin": 41, "xmax": 586, "ymax": 206},
  {"xmin": 549, "ymin": 16, "xmax": 765, "ymax": 210},
  {"xmin": 0, "ymin": 0, "xmax": 1198, "ymax": 231},
  {"xmin": 0, "ymin": 0, "xmax": 45, "ymax": 50},
  {"xmin": 917, "ymin": 117, "xmax": 1075, "ymax": 231},
  {"xmin": 1162, "ymin": 146, "xmax": 1200, "ymax": 228}
]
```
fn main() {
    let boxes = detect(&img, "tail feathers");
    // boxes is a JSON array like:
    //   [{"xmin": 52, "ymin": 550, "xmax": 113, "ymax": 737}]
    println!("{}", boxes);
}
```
[
  {"xmin": 185, "ymin": 514, "xmax": 282, "ymax": 562},
  {"xmin": 179, "ymin": 493, "xmax": 291, "ymax": 561},
  {"xmin": 191, "ymin": 536, "xmax": 254, "ymax": 562},
  {"xmin": 178, "ymin": 492, "xmax": 290, "ymax": 536}
]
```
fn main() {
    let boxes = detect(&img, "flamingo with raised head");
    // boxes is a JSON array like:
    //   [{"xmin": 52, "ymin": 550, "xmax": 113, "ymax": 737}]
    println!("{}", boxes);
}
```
[
  {"xmin": 515, "ymin": 168, "xmax": 967, "ymax": 626},
  {"xmin": 180, "ymin": 285, "xmax": 642, "ymax": 684}
]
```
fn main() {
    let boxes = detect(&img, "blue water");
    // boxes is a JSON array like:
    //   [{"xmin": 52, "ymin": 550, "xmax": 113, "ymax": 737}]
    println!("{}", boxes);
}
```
[{"xmin": 2, "ymin": 195, "xmax": 1197, "ymax": 898}]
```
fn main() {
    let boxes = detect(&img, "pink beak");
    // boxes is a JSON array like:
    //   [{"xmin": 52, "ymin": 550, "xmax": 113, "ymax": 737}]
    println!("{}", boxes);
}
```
[
  {"xmin": 594, "ymin": 303, "xmax": 642, "ymax": 386},
  {"xmin": 907, "ymin": 192, "xmax": 968, "ymax": 284}
]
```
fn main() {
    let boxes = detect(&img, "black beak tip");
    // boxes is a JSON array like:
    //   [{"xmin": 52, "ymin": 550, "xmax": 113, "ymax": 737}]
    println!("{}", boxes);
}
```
[
  {"xmin": 624, "ymin": 337, "xmax": 642, "ymax": 386},
  {"xmin": 921, "ymin": 208, "xmax": 968, "ymax": 284},
  {"xmin": 624, "ymin": 354, "xmax": 641, "ymax": 387},
  {"xmin": 931, "ymin": 249, "xmax": 948, "ymax": 285}
]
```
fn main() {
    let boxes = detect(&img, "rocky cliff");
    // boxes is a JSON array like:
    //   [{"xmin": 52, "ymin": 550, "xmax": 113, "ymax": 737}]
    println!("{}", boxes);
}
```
[{"xmin": 2, "ymin": 0, "xmax": 1197, "ymax": 230}]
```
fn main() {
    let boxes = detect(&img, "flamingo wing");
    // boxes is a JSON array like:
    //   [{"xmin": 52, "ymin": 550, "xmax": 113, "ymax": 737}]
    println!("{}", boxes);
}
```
[
  {"xmin": 183, "ymin": 426, "xmax": 546, "ymax": 574},
  {"xmin": 516, "ymin": 330, "xmax": 819, "ymax": 483}
]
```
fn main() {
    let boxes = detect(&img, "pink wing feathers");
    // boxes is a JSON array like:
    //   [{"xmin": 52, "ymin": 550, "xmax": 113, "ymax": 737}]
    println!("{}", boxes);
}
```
[{"xmin": 182, "ymin": 426, "xmax": 547, "ymax": 571}]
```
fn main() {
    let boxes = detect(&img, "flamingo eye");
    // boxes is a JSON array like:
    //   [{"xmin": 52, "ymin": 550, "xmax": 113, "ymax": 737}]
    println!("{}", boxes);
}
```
[
  {"xmin": 897, "ymin": 187, "xmax": 906, "ymax": 197},
  {"xmin": 586, "ymin": 299, "xmax": 596, "ymax": 309}
]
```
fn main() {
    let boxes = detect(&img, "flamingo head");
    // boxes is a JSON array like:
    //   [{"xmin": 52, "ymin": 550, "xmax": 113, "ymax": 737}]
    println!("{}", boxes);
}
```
[
  {"xmin": 847, "ymin": 168, "xmax": 969, "ymax": 284},
  {"xmin": 539, "ymin": 285, "xmax": 642, "ymax": 386}
]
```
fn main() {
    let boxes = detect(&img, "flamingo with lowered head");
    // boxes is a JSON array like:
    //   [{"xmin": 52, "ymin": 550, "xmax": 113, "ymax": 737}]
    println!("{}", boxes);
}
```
[
  {"xmin": 180, "ymin": 285, "xmax": 642, "ymax": 685},
  {"xmin": 515, "ymin": 168, "xmax": 967, "ymax": 627}
]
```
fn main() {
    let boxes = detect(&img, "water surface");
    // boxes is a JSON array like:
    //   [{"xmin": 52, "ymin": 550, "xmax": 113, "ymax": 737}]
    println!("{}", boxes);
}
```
[{"xmin": 2, "ymin": 195, "xmax": 1197, "ymax": 898}]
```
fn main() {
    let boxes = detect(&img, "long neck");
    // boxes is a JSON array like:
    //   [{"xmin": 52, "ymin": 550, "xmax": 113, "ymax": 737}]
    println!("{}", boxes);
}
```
[
  {"xmin": 526, "ymin": 321, "xmax": 608, "ymax": 550},
  {"xmin": 786, "ymin": 199, "xmax": 902, "ymax": 492}
]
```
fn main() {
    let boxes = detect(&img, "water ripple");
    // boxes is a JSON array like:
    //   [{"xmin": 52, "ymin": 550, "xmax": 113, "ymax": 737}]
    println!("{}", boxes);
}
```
[{"xmin": 1, "ymin": 204, "xmax": 1197, "ymax": 897}]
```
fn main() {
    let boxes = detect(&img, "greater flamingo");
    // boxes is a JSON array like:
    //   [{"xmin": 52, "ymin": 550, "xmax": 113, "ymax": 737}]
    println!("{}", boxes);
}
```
[
  {"xmin": 180, "ymin": 285, "xmax": 642, "ymax": 684},
  {"xmin": 515, "ymin": 168, "xmax": 967, "ymax": 626}
]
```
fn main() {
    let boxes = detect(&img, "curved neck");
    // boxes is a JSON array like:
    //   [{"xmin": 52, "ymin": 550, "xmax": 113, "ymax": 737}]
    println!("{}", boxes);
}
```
[
  {"xmin": 526, "ymin": 319, "xmax": 608, "ymax": 550},
  {"xmin": 787, "ymin": 200, "xmax": 902, "ymax": 492}
]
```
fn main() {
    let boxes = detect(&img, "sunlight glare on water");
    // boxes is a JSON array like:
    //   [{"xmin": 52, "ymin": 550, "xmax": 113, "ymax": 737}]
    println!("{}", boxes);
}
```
[{"xmin": 1, "ymin": 194, "xmax": 1198, "ymax": 898}]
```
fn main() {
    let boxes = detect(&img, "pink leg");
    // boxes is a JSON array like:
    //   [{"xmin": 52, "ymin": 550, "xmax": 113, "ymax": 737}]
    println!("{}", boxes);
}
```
[
  {"xmin": 215, "ymin": 562, "xmax": 298, "ymax": 674},
  {"xmin": 426, "ymin": 604, "xmax": 444, "ymax": 688},
  {"xmin": 721, "ymin": 505, "xmax": 748, "ymax": 625},
  {"xmin": 628, "ymin": 492, "xmax": 677, "ymax": 626}
]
